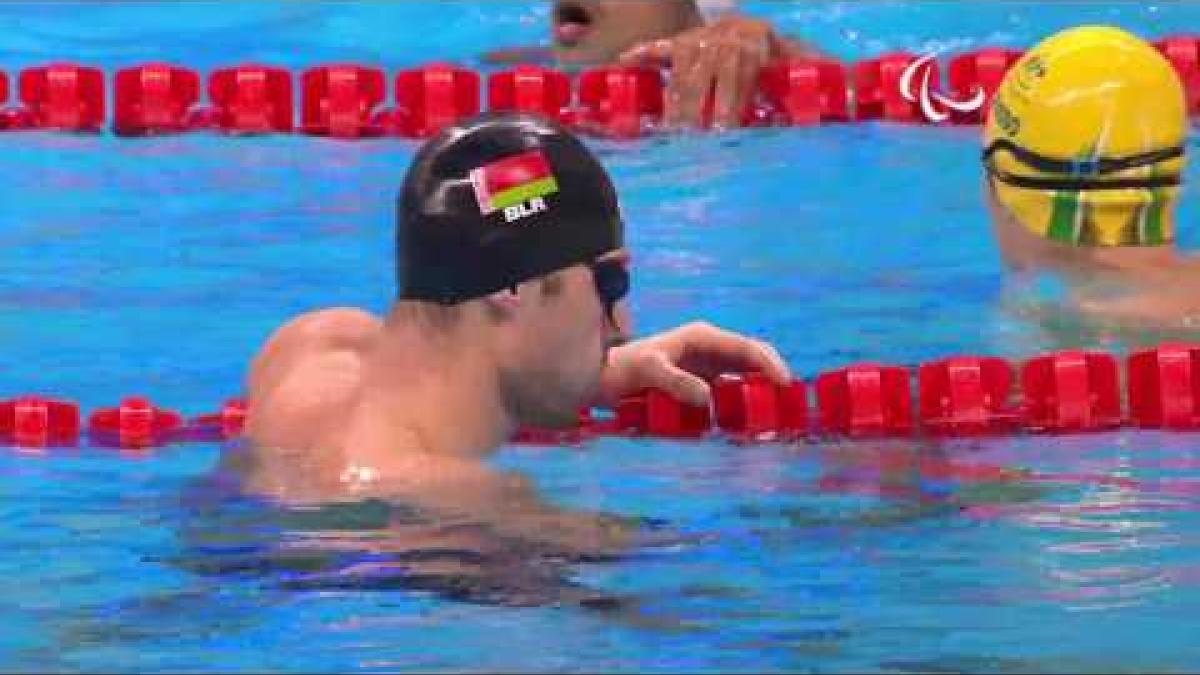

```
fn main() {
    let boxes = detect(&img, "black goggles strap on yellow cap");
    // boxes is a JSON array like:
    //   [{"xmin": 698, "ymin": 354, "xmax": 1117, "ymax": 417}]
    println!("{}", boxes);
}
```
[
  {"xmin": 982, "ymin": 139, "xmax": 1184, "ymax": 191},
  {"xmin": 982, "ymin": 139, "xmax": 1185, "ymax": 177},
  {"xmin": 984, "ymin": 165, "xmax": 1182, "ymax": 191}
]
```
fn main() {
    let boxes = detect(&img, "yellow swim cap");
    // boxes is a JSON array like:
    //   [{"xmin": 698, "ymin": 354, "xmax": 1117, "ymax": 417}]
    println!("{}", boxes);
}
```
[{"xmin": 983, "ymin": 25, "xmax": 1187, "ymax": 246}]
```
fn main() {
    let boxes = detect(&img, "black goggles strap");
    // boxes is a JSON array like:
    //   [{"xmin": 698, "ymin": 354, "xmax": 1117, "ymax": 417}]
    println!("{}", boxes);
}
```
[
  {"xmin": 591, "ymin": 260, "xmax": 629, "ymax": 323},
  {"xmin": 982, "ymin": 139, "xmax": 1185, "ymax": 177},
  {"xmin": 985, "ymin": 164, "xmax": 1182, "ymax": 191}
]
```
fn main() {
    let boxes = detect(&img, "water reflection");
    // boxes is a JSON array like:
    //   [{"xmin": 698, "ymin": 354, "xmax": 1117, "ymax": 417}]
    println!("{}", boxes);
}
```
[{"xmin": 172, "ymin": 461, "xmax": 684, "ymax": 610}]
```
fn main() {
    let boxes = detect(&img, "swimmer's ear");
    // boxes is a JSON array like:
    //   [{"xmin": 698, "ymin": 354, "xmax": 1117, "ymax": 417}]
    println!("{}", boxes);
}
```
[{"xmin": 481, "ymin": 285, "xmax": 523, "ymax": 321}]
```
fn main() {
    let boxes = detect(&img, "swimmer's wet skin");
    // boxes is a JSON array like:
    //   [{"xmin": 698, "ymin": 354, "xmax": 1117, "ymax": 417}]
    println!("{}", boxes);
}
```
[
  {"xmin": 550, "ymin": 0, "xmax": 703, "ymax": 64},
  {"xmin": 231, "ymin": 112, "xmax": 789, "ymax": 600},
  {"xmin": 983, "ymin": 25, "xmax": 1200, "ymax": 327}
]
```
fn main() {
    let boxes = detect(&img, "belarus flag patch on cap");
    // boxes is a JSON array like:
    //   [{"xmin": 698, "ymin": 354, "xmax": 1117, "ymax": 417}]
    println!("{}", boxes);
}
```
[{"xmin": 470, "ymin": 150, "xmax": 560, "ymax": 217}]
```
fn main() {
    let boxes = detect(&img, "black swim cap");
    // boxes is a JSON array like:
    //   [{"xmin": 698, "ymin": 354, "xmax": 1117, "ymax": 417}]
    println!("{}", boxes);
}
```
[{"xmin": 396, "ymin": 112, "xmax": 624, "ymax": 304}]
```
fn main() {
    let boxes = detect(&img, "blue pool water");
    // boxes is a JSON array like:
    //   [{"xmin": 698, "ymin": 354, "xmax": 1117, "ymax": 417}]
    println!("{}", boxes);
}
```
[{"xmin": 2, "ymin": 1, "xmax": 1200, "ymax": 672}]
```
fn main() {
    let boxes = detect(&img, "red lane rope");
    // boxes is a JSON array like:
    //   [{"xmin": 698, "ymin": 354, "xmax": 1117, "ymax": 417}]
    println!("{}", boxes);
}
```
[
  {"xmin": 0, "ymin": 36, "xmax": 1195, "ymax": 138},
  {"xmin": 5, "ymin": 343, "xmax": 1200, "ymax": 450}
]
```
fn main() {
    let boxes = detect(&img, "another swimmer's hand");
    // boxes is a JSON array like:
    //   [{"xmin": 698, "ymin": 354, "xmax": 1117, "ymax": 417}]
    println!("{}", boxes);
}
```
[
  {"xmin": 598, "ymin": 321, "xmax": 791, "ymax": 408},
  {"xmin": 618, "ymin": 15, "xmax": 799, "ymax": 129}
]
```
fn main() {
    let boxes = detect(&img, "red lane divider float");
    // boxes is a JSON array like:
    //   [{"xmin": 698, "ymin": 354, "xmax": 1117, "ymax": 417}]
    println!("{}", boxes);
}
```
[
  {"xmin": 576, "ymin": 65, "xmax": 664, "ymax": 138},
  {"xmin": 918, "ymin": 356, "xmax": 1018, "ymax": 435},
  {"xmin": 510, "ymin": 408, "xmax": 598, "ymax": 445},
  {"xmin": 208, "ymin": 64, "xmax": 294, "ymax": 134},
  {"xmin": 1128, "ymin": 343, "xmax": 1200, "ymax": 429},
  {"xmin": 3, "ymin": 38, "xmax": 1198, "ymax": 137},
  {"xmin": 180, "ymin": 397, "xmax": 249, "ymax": 442},
  {"xmin": 114, "ymin": 63, "xmax": 201, "ymax": 136},
  {"xmin": 854, "ymin": 52, "xmax": 928, "ymax": 123},
  {"xmin": 0, "ymin": 69, "xmax": 14, "ymax": 130},
  {"xmin": 1021, "ymin": 350, "xmax": 1122, "ymax": 432},
  {"xmin": 816, "ymin": 363, "xmax": 914, "ymax": 437},
  {"xmin": 488, "ymin": 65, "xmax": 573, "ymax": 125},
  {"xmin": 615, "ymin": 388, "xmax": 711, "ymax": 438},
  {"xmin": 1155, "ymin": 36, "xmax": 1200, "ymax": 115},
  {"xmin": 301, "ymin": 64, "xmax": 389, "ymax": 138},
  {"xmin": 10, "ymin": 344, "xmax": 1200, "ymax": 451},
  {"xmin": 87, "ymin": 396, "xmax": 185, "ymax": 448},
  {"xmin": 0, "ymin": 397, "xmax": 80, "ymax": 447},
  {"xmin": 393, "ymin": 63, "xmax": 480, "ymax": 138},
  {"xmin": 946, "ymin": 48, "xmax": 1024, "ymax": 124},
  {"xmin": 18, "ymin": 63, "xmax": 106, "ymax": 132},
  {"xmin": 758, "ymin": 58, "xmax": 849, "ymax": 125},
  {"xmin": 713, "ymin": 372, "xmax": 808, "ymax": 440}
]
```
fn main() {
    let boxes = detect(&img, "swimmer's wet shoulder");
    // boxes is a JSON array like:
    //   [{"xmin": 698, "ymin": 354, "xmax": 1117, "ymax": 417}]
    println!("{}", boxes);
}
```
[{"xmin": 245, "ymin": 308, "xmax": 379, "ymax": 454}]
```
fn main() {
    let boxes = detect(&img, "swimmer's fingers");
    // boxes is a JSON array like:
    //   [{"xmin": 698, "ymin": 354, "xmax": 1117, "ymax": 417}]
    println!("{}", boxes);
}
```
[
  {"xmin": 667, "ymin": 36, "xmax": 719, "ymax": 129},
  {"xmin": 712, "ymin": 19, "xmax": 773, "ymax": 129},
  {"xmin": 632, "ymin": 350, "xmax": 713, "ymax": 408},
  {"xmin": 711, "ymin": 38, "xmax": 761, "ymax": 129},
  {"xmin": 599, "ymin": 342, "xmax": 711, "ymax": 407},
  {"xmin": 711, "ymin": 41, "xmax": 741, "ymax": 128},
  {"xmin": 617, "ymin": 39, "xmax": 674, "ymax": 67},
  {"xmin": 600, "ymin": 324, "xmax": 791, "ymax": 407},
  {"xmin": 673, "ymin": 322, "xmax": 792, "ymax": 386},
  {"xmin": 617, "ymin": 37, "xmax": 695, "ymax": 127}
]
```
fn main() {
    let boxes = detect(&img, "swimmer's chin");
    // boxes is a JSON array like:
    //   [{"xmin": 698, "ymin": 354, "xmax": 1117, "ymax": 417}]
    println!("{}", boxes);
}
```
[
  {"xmin": 481, "ymin": 44, "xmax": 609, "ymax": 69},
  {"xmin": 552, "ymin": 43, "xmax": 616, "ymax": 67},
  {"xmin": 480, "ymin": 45, "xmax": 557, "ymax": 66}
]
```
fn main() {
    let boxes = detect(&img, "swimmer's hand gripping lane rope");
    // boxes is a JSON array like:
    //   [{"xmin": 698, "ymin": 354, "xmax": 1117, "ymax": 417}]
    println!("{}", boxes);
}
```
[
  {"xmin": 7, "ymin": 343, "xmax": 1200, "ymax": 451},
  {"xmin": 0, "ymin": 35, "xmax": 1196, "ymax": 138}
]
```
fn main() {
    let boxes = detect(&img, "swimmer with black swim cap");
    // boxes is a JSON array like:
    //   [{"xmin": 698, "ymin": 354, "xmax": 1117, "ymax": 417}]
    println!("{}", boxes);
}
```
[
  {"xmin": 984, "ymin": 26, "xmax": 1200, "ymax": 327},
  {"xmin": 234, "ymin": 112, "xmax": 789, "ymax": 552}
]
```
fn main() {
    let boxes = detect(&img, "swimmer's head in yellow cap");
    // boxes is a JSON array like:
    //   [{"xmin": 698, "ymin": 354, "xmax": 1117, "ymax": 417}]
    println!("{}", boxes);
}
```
[{"xmin": 983, "ymin": 25, "xmax": 1187, "ymax": 247}]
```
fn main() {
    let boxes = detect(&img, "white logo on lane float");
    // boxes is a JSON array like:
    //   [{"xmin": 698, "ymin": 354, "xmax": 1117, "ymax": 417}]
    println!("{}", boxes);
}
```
[{"xmin": 899, "ymin": 53, "xmax": 986, "ymax": 123}]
